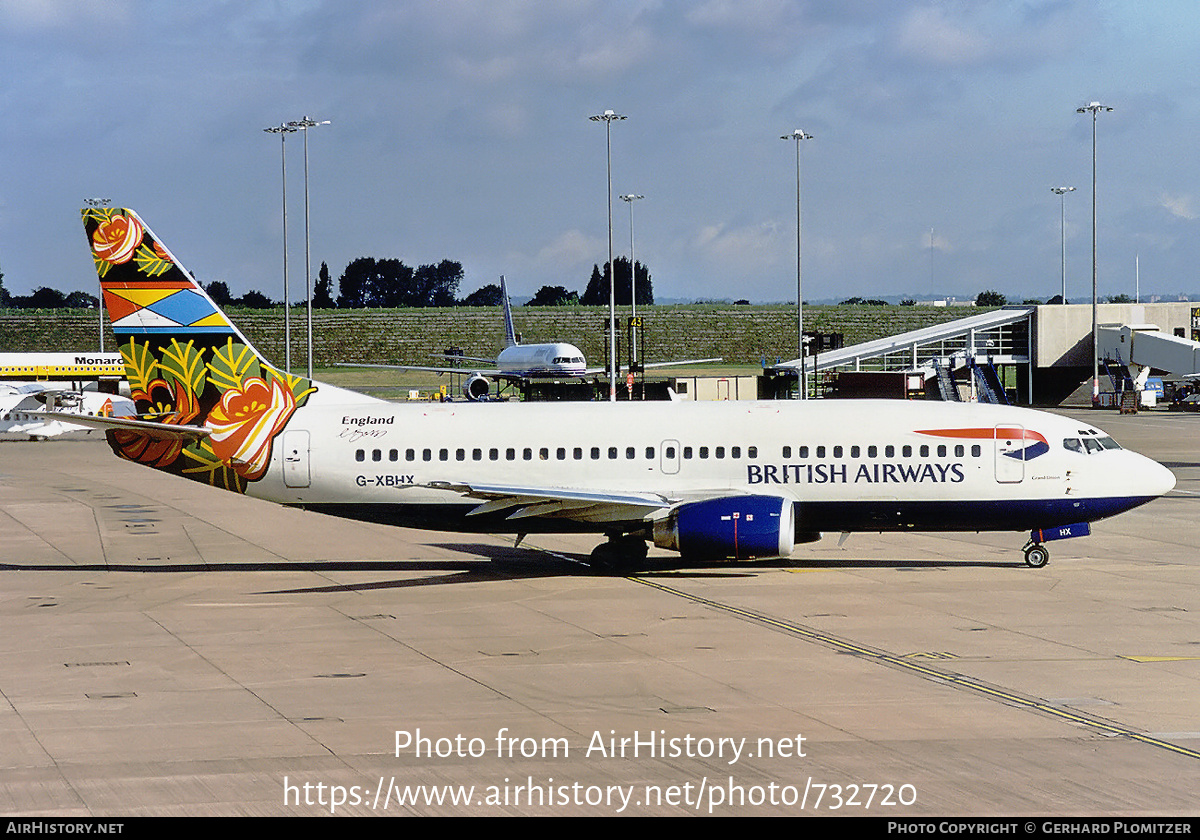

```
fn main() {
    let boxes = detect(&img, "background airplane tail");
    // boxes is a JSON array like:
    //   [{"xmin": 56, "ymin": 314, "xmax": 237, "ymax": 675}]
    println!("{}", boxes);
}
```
[
  {"xmin": 500, "ymin": 274, "xmax": 517, "ymax": 348},
  {"xmin": 82, "ymin": 207, "xmax": 316, "ymax": 491}
]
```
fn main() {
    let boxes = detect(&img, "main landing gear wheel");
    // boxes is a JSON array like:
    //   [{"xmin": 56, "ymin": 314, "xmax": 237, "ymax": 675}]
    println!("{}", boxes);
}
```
[
  {"xmin": 589, "ymin": 535, "xmax": 649, "ymax": 573},
  {"xmin": 1023, "ymin": 543, "xmax": 1050, "ymax": 569}
]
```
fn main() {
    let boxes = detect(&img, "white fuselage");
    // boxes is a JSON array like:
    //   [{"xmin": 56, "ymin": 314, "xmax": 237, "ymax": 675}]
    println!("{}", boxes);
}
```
[
  {"xmin": 248, "ymin": 395, "xmax": 1175, "ymax": 536},
  {"xmin": 0, "ymin": 384, "xmax": 135, "ymax": 439},
  {"xmin": 495, "ymin": 342, "xmax": 587, "ymax": 378}
]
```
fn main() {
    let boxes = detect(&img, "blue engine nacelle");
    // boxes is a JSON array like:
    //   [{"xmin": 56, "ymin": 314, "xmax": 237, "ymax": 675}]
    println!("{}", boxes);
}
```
[{"xmin": 652, "ymin": 495, "xmax": 796, "ymax": 560}]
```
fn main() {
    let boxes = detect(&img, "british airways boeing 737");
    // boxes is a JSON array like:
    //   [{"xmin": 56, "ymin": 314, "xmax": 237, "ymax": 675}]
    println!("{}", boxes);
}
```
[{"xmin": 65, "ymin": 207, "xmax": 1175, "ymax": 569}]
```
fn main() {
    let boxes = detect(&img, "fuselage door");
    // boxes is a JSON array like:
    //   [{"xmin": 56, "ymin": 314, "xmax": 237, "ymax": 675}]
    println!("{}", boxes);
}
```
[
  {"xmin": 994, "ymin": 425, "xmax": 1025, "ymax": 484},
  {"xmin": 282, "ymin": 430, "xmax": 311, "ymax": 488},
  {"xmin": 660, "ymin": 439, "xmax": 681, "ymax": 475}
]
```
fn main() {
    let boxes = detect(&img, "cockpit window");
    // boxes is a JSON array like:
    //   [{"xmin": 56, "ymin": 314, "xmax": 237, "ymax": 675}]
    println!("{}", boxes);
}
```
[{"xmin": 1064, "ymin": 435, "xmax": 1122, "ymax": 454}]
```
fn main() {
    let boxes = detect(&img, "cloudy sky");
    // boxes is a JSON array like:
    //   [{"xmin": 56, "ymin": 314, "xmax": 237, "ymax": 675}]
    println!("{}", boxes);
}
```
[{"xmin": 3, "ymin": 1, "xmax": 1199, "ymax": 304}]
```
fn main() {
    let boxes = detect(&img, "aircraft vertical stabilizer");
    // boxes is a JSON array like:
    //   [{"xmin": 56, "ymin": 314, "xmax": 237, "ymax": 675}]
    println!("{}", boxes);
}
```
[
  {"xmin": 501, "ymin": 275, "xmax": 518, "ymax": 349},
  {"xmin": 81, "ymin": 207, "xmax": 320, "ymax": 491}
]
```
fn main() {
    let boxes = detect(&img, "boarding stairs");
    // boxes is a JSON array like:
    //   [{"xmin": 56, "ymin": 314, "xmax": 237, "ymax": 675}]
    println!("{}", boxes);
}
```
[
  {"xmin": 930, "ymin": 356, "xmax": 960, "ymax": 402},
  {"xmin": 969, "ymin": 356, "xmax": 1009, "ymax": 404}
]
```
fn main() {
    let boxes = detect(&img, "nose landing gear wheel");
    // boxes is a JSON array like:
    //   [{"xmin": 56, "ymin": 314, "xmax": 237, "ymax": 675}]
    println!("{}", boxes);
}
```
[{"xmin": 1023, "ymin": 543, "xmax": 1049, "ymax": 568}]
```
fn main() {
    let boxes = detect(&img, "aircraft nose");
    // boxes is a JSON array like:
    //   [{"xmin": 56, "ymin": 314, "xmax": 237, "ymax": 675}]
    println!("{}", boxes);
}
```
[
  {"xmin": 1151, "ymin": 458, "xmax": 1177, "ymax": 496},
  {"xmin": 1138, "ymin": 455, "xmax": 1176, "ymax": 498}
]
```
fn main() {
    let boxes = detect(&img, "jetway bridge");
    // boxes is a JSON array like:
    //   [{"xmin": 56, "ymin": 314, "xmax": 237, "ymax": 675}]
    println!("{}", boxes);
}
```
[
  {"xmin": 1098, "ymin": 323, "xmax": 1200, "ymax": 377},
  {"xmin": 772, "ymin": 302, "xmax": 1199, "ymax": 406}
]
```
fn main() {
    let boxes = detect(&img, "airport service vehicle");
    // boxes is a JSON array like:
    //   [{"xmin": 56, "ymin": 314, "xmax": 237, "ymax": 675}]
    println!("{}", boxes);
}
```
[{"xmin": 66, "ymin": 207, "xmax": 1175, "ymax": 569}]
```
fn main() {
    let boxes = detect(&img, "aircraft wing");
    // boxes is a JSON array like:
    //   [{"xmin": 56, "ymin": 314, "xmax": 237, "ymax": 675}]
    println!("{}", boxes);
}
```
[
  {"xmin": 578, "ymin": 358, "xmax": 724, "ymax": 376},
  {"xmin": 41, "ymin": 411, "xmax": 211, "ymax": 441},
  {"xmin": 430, "ymin": 353, "xmax": 499, "ymax": 365},
  {"xmin": 640, "ymin": 357, "xmax": 724, "ymax": 370},
  {"xmin": 336, "ymin": 362, "xmax": 506, "ymax": 377},
  {"xmin": 427, "ymin": 481, "xmax": 674, "ymax": 524}
]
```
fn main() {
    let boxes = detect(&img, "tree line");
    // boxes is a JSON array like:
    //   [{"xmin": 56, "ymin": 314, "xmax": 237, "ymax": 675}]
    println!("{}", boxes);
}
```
[
  {"xmin": 461, "ymin": 258, "xmax": 654, "ymax": 309},
  {"xmin": 205, "ymin": 255, "xmax": 654, "ymax": 310},
  {"xmin": 0, "ymin": 252, "xmax": 651, "ymax": 310}
]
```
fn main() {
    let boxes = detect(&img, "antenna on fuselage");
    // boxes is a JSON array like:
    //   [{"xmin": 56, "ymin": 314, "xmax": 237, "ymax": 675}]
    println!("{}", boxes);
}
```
[{"xmin": 500, "ymin": 274, "xmax": 518, "ymax": 348}]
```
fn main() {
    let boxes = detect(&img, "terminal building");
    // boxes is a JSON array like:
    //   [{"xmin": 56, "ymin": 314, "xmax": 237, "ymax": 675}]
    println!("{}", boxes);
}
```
[{"xmin": 771, "ymin": 301, "xmax": 1200, "ymax": 407}]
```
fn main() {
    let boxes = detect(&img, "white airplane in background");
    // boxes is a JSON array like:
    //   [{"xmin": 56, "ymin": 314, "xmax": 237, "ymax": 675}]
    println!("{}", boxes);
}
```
[
  {"xmin": 349, "ymin": 274, "xmax": 718, "ymax": 400},
  {"xmin": 61, "ymin": 207, "xmax": 1175, "ymax": 570},
  {"xmin": 0, "ymin": 382, "xmax": 134, "ymax": 439}
]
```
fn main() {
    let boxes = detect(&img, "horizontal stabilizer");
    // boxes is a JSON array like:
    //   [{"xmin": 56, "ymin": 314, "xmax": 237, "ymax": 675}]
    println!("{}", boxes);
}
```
[{"xmin": 42, "ymin": 411, "xmax": 211, "ymax": 441}]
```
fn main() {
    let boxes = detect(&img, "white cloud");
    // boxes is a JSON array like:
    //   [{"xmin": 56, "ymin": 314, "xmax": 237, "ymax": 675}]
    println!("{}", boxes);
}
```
[
  {"xmin": 893, "ymin": 5, "xmax": 990, "ymax": 67},
  {"xmin": 529, "ymin": 229, "xmax": 603, "ymax": 270},
  {"xmin": 1160, "ymin": 192, "xmax": 1198, "ymax": 220},
  {"xmin": 0, "ymin": 0, "xmax": 129, "ymax": 29},
  {"xmin": 691, "ymin": 221, "xmax": 785, "ymax": 274},
  {"xmin": 926, "ymin": 229, "xmax": 953, "ymax": 252}
]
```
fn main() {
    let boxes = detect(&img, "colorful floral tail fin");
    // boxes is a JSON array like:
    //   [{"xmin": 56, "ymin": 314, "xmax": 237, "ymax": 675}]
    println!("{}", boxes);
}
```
[
  {"xmin": 82, "ymin": 207, "xmax": 315, "ymax": 492},
  {"xmin": 83, "ymin": 207, "xmax": 250, "ymax": 345}
]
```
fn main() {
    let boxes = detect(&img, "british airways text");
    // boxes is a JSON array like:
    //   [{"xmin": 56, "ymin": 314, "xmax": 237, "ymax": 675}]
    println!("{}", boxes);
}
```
[{"xmin": 748, "ymin": 462, "xmax": 966, "ymax": 485}]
